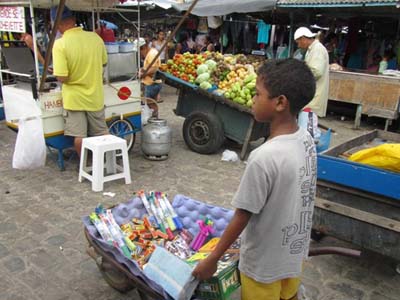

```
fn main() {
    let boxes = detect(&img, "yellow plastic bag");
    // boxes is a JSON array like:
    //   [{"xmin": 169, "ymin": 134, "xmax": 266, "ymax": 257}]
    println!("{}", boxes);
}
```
[{"xmin": 348, "ymin": 143, "xmax": 400, "ymax": 173}]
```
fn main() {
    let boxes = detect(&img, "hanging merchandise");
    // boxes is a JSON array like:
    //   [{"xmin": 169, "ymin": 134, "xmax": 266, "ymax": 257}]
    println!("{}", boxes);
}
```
[
  {"xmin": 197, "ymin": 17, "xmax": 208, "ymax": 33},
  {"xmin": 207, "ymin": 16, "xmax": 222, "ymax": 29},
  {"xmin": 257, "ymin": 20, "xmax": 271, "ymax": 45}
]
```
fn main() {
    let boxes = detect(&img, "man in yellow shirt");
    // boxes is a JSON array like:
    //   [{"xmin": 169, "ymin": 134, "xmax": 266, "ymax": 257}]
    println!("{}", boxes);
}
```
[
  {"xmin": 136, "ymin": 38, "xmax": 162, "ymax": 117},
  {"xmin": 51, "ymin": 5, "xmax": 108, "ymax": 157}
]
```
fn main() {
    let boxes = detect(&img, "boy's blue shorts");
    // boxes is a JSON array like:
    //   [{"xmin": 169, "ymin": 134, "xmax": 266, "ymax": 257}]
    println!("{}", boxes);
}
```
[{"xmin": 144, "ymin": 83, "xmax": 162, "ymax": 100}]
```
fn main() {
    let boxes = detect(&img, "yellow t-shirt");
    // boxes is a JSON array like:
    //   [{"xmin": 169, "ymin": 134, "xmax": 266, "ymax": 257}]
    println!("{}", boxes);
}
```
[
  {"xmin": 142, "ymin": 48, "xmax": 161, "ymax": 86},
  {"xmin": 53, "ymin": 27, "xmax": 107, "ymax": 111}
]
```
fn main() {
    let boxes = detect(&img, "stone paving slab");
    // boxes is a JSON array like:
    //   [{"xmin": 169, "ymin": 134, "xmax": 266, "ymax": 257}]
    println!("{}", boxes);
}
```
[{"xmin": 0, "ymin": 85, "xmax": 399, "ymax": 300}]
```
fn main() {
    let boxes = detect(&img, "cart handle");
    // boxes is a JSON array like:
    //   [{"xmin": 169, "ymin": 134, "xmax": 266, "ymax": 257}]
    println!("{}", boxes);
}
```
[{"xmin": 309, "ymin": 246, "xmax": 361, "ymax": 258}]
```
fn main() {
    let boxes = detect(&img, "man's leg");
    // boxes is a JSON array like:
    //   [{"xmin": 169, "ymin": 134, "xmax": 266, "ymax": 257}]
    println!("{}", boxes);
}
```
[
  {"xmin": 87, "ymin": 109, "xmax": 109, "ymax": 137},
  {"xmin": 74, "ymin": 137, "xmax": 83, "ymax": 157},
  {"xmin": 63, "ymin": 110, "xmax": 87, "ymax": 158}
]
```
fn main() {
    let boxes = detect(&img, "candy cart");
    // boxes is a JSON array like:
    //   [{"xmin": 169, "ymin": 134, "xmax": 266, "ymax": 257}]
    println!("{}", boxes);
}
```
[{"xmin": 0, "ymin": 0, "xmax": 142, "ymax": 170}]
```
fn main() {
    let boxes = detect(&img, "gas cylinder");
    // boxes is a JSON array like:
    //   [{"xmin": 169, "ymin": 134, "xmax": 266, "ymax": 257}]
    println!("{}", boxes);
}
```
[{"xmin": 141, "ymin": 118, "xmax": 172, "ymax": 160}]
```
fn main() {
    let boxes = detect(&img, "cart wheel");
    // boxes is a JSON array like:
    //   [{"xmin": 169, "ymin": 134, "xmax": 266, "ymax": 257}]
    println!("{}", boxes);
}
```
[
  {"xmin": 183, "ymin": 112, "xmax": 224, "ymax": 154},
  {"xmin": 311, "ymin": 229, "xmax": 325, "ymax": 242},
  {"xmin": 396, "ymin": 263, "xmax": 400, "ymax": 275},
  {"xmin": 99, "ymin": 257, "xmax": 135, "ymax": 293},
  {"xmin": 108, "ymin": 119, "xmax": 136, "ymax": 153}
]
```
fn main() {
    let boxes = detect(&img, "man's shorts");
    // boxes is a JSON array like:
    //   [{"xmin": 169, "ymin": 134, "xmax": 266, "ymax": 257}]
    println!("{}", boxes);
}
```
[
  {"xmin": 240, "ymin": 272, "xmax": 300, "ymax": 300},
  {"xmin": 63, "ymin": 109, "xmax": 108, "ymax": 138},
  {"xmin": 144, "ymin": 83, "xmax": 162, "ymax": 100}
]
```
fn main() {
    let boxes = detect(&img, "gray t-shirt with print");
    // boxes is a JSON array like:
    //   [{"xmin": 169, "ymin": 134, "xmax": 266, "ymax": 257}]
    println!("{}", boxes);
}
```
[{"xmin": 232, "ymin": 128, "xmax": 316, "ymax": 283}]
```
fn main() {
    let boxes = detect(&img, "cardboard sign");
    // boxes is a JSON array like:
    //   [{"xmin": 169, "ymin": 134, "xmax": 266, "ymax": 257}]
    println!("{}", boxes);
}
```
[{"xmin": 0, "ymin": 6, "xmax": 25, "ymax": 33}]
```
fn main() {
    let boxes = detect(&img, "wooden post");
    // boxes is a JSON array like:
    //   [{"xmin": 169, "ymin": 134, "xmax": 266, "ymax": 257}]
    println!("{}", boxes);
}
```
[
  {"xmin": 141, "ymin": 0, "xmax": 200, "ymax": 78},
  {"xmin": 39, "ymin": 0, "xmax": 66, "ymax": 92}
]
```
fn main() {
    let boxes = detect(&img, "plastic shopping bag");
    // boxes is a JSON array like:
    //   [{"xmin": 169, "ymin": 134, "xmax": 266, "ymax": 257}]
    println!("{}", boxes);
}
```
[
  {"xmin": 348, "ymin": 143, "xmax": 400, "ymax": 173},
  {"xmin": 12, "ymin": 117, "xmax": 46, "ymax": 169},
  {"xmin": 141, "ymin": 103, "xmax": 153, "ymax": 126}
]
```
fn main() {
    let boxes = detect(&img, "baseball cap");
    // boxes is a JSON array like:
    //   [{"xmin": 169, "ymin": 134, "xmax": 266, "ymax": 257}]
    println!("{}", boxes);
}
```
[
  {"xmin": 50, "ymin": 5, "xmax": 74, "ymax": 22},
  {"xmin": 133, "ymin": 38, "xmax": 146, "ymax": 51},
  {"xmin": 294, "ymin": 27, "xmax": 316, "ymax": 40}
]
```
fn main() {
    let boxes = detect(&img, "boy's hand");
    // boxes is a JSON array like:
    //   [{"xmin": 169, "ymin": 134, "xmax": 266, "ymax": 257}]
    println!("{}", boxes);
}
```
[
  {"xmin": 138, "ymin": 68, "xmax": 144, "ymax": 79},
  {"xmin": 192, "ymin": 256, "xmax": 218, "ymax": 281}
]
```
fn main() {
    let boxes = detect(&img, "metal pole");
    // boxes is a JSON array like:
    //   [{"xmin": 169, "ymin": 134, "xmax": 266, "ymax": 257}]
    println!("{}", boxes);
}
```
[
  {"xmin": 29, "ymin": 0, "xmax": 40, "ymax": 94},
  {"xmin": 39, "ymin": 0, "xmax": 66, "ymax": 92},
  {"xmin": 141, "ymin": 0, "xmax": 200, "ymax": 77},
  {"xmin": 288, "ymin": 12, "xmax": 294, "ymax": 57},
  {"xmin": 137, "ymin": 0, "xmax": 141, "ymax": 79},
  {"xmin": 92, "ymin": 10, "xmax": 95, "ymax": 31}
]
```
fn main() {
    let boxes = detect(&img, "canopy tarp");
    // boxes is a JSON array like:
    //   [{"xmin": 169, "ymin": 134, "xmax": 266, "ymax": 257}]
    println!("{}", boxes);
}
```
[
  {"xmin": 277, "ymin": 0, "xmax": 399, "ymax": 7},
  {"xmin": 119, "ymin": 0, "xmax": 176, "ymax": 10},
  {"xmin": 172, "ymin": 0, "xmax": 277, "ymax": 16}
]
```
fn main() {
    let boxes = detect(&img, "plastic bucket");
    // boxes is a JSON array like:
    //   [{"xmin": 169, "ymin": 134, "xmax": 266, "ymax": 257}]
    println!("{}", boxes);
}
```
[{"xmin": 105, "ymin": 42, "xmax": 119, "ymax": 54}]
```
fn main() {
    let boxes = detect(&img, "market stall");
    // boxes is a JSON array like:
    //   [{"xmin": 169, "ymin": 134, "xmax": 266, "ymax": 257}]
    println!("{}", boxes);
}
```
[
  {"xmin": 329, "ymin": 70, "xmax": 400, "ymax": 129},
  {"xmin": 0, "ymin": 0, "xmax": 142, "ymax": 170},
  {"xmin": 277, "ymin": 0, "xmax": 400, "ymax": 128}
]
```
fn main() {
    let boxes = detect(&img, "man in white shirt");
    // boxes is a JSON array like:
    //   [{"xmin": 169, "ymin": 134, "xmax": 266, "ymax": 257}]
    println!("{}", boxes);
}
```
[{"xmin": 294, "ymin": 27, "xmax": 329, "ymax": 118}]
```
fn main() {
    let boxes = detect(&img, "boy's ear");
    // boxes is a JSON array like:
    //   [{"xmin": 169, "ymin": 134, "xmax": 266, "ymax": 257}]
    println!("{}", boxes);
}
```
[{"xmin": 275, "ymin": 95, "xmax": 290, "ymax": 112}]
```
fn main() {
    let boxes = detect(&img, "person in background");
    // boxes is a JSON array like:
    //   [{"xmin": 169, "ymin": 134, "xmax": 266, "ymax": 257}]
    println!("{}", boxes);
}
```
[
  {"xmin": 295, "ymin": 27, "xmax": 329, "ymax": 119},
  {"xmin": 366, "ymin": 53, "xmax": 381, "ymax": 74},
  {"xmin": 13, "ymin": 31, "xmax": 46, "ymax": 66},
  {"xmin": 379, "ymin": 49, "xmax": 397, "ymax": 73},
  {"xmin": 175, "ymin": 31, "xmax": 195, "ymax": 55},
  {"xmin": 192, "ymin": 58, "xmax": 317, "ymax": 300},
  {"xmin": 151, "ymin": 30, "xmax": 168, "ymax": 63},
  {"xmin": 143, "ymin": 32, "xmax": 152, "ymax": 45},
  {"xmin": 197, "ymin": 35, "xmax": 214, "ymax": 53},
  {"xmin": 51, "ymin": 5, "xmax": 108, "ymax": 157},
  {"xmin": 136, "ymin": 38, "xmax": 163, "ymax": 116},
  {"xmin": 324, "ymin": 33, "xmax": 339, "ymax": 64}
]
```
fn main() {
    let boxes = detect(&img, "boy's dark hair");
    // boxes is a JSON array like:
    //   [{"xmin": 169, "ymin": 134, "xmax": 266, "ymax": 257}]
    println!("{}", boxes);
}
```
[{"xmin": 257, "ymin": 59, "xmax": 316, "ymax": 115}]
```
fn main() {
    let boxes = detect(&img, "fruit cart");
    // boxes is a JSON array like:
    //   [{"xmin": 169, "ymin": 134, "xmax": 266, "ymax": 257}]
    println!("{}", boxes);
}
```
[
  {"xmin": 157, "ymin": 71, "xmax": 268, "ymax": 159},
  {"xmin": 0, "ymin": 0, "xmax": 142, "ymax": 170},
  {"xmin": 314, "ymin": 129, "xmax": 400, "ymax": 269}
]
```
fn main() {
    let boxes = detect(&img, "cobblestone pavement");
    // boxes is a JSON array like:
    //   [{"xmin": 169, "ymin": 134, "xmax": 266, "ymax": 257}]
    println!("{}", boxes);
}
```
[{"xmin": 0, "ymin": 85, "xmax": 399, "ymax": 300}]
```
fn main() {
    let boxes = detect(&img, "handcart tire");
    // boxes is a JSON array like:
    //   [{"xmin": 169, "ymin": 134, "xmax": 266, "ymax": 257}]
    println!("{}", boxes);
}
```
[
  {"xmin": 99, "ymin": 257, "xmax": 136, "ymax": 293},
  {"xmin": 182, "ymin": 112, "xmax": 224, "ymax": 154},
  {"xmin": 108, "ymin": 119, "xmax": 136, "ymax": 153}
]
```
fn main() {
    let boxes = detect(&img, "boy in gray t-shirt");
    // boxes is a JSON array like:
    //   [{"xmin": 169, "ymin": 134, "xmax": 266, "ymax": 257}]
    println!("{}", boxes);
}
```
[{"xmin": 193, "ymin": 59, "xmax": 317, "ymax": 300}]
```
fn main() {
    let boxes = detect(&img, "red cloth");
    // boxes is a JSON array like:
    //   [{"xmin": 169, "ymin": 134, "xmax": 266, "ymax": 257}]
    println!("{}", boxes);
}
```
[{"xmin": 96, "ymin": 26, "xmax": 116, "ymax": 43}]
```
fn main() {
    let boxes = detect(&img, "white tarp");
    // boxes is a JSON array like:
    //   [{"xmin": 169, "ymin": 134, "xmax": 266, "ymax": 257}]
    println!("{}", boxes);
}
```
[
  {"xmin": 120, "ymin": 0, "xmax": 177, "ymax": 10},
  {"xmin": 172, "ymin": 0, "xmax": 277, "ymax": 16}
]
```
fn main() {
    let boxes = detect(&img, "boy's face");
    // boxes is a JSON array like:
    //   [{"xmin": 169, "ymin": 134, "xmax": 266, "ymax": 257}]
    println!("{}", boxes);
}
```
[{"xmin": 252, "ymin": 76, "xmax": 278, "ymax": 123}]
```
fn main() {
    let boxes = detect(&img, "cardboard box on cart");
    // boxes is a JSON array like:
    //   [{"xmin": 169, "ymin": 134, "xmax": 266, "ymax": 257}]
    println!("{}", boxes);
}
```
[
  {"xmin": 190, "ymin": 237, "xmax": 241, "ymax": 300},
  {"xmin": 194, "ymin": 253, "xmax": 240, "ymax": 300}
]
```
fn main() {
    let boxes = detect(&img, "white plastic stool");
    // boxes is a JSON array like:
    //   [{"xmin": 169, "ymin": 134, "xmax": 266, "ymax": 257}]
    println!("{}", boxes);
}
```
[{"xmin": 78, "ymin": 135, "xmax": 131, "ymax": 192}]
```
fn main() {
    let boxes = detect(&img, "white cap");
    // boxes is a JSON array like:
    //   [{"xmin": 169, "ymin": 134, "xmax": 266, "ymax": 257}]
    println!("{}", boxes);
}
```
[
  {"xmin": 133, "ymin": 37, "xmax": 146, "ymax": 51},
  {"xmin": 294, "ymin": 27, "xmax": 316, "ymax": 40}
]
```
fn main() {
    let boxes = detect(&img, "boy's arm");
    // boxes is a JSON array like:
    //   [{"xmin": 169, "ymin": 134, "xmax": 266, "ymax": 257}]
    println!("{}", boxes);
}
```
[{"xmin": 192, "ymin": 208, "xmax": 252, "ymax": 280}]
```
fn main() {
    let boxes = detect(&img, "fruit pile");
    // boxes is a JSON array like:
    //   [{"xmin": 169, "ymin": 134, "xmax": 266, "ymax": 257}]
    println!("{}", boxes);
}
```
[
  {"xmin": 160, "ymin": 52, "xmax": 266, "ymax": 108},
  {"xmin": 160, "ymin": 53, "xmax": 208, "ymax": 84}
]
